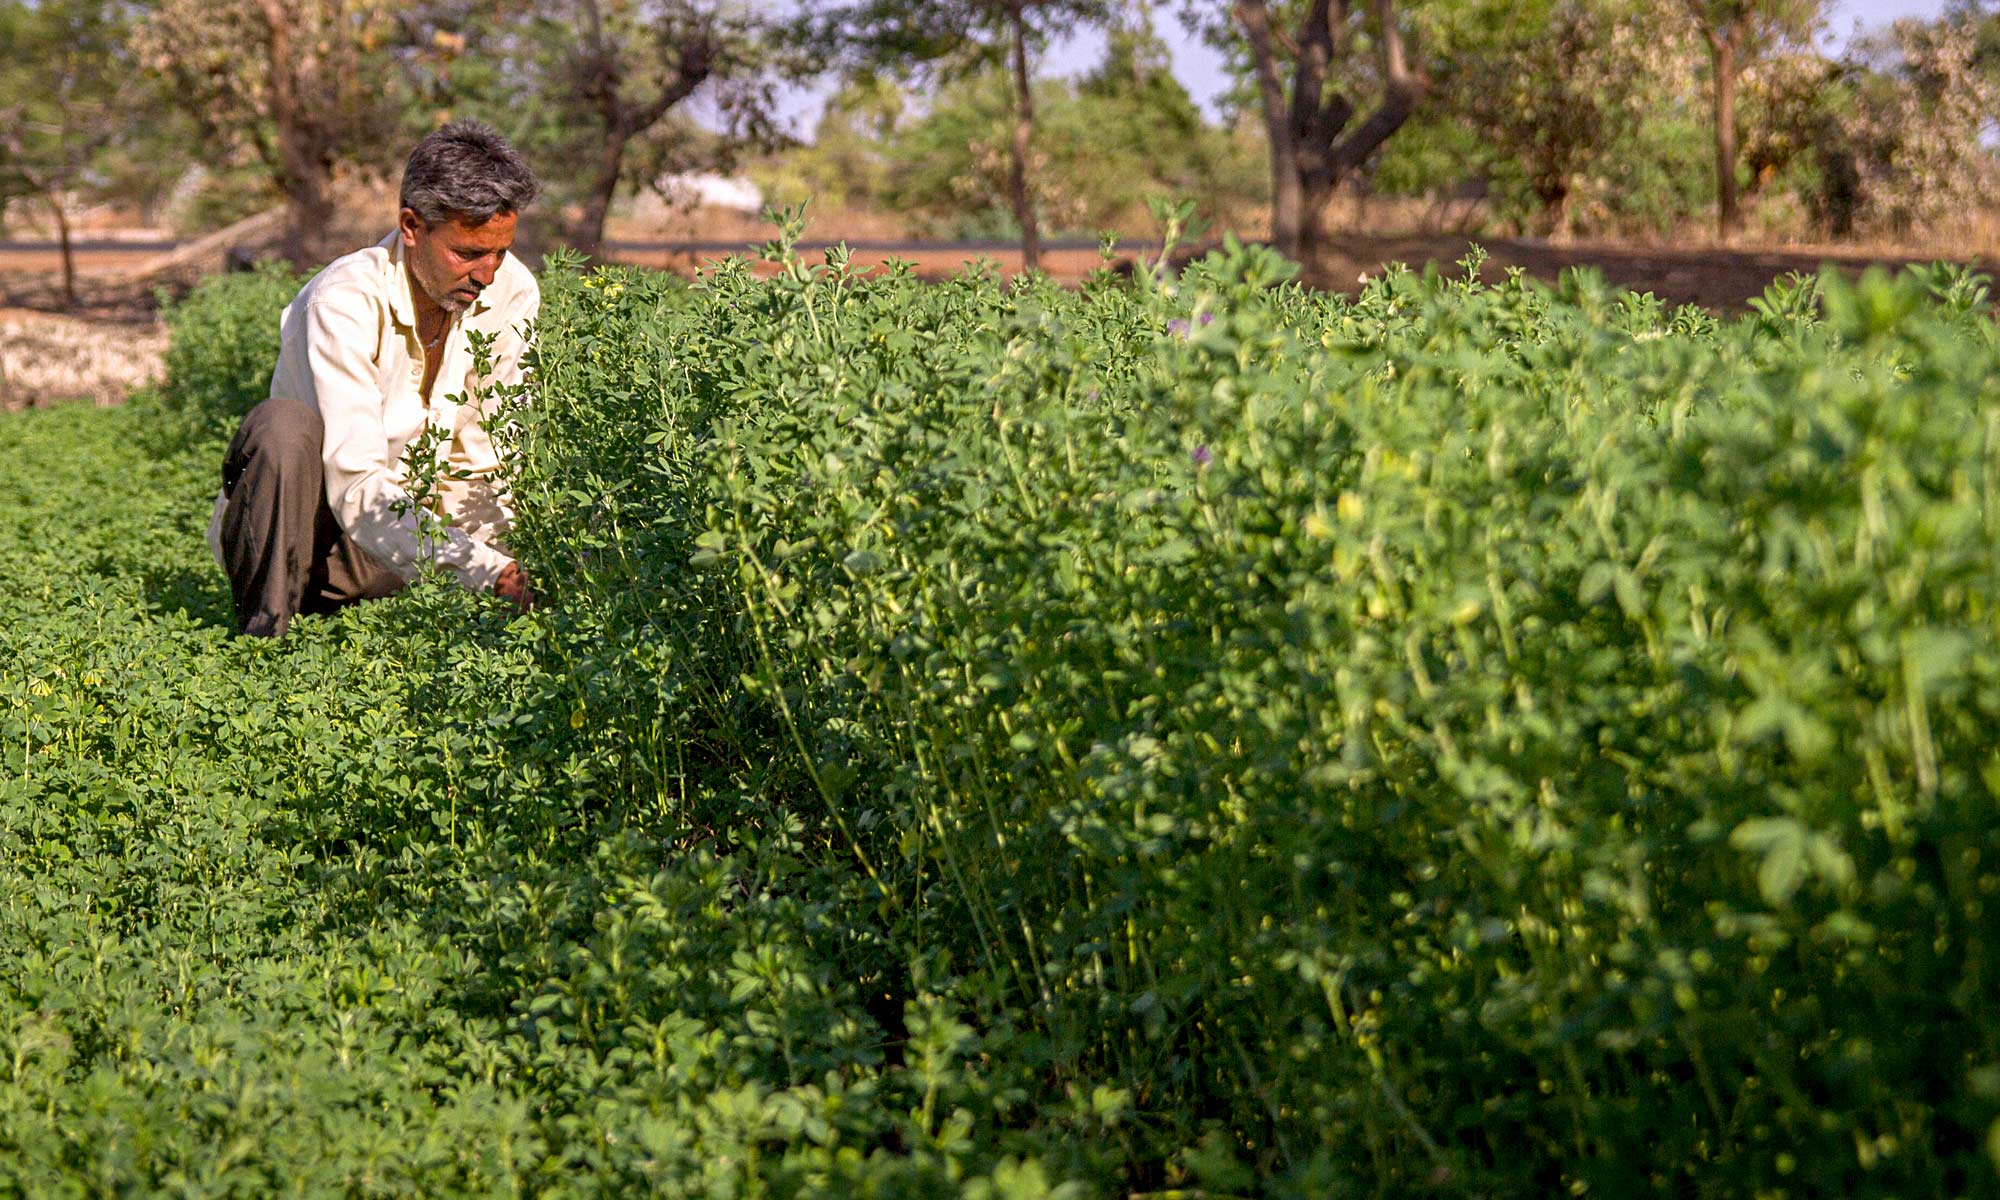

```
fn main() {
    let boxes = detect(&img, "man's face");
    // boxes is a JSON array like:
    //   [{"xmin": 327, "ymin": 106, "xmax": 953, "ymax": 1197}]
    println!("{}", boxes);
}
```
[{"xmin": 399, "ymin": 207, "xmax": 517, "ymax": 315}]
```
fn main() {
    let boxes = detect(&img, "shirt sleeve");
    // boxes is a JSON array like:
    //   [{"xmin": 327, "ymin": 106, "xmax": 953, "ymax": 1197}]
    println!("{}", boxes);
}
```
[{"xmin": 309, "ymin": 289, "xmax": 514, "ymax": 591}]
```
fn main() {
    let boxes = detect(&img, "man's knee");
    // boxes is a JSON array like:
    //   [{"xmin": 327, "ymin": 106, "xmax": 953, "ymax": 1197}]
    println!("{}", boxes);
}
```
[
  {"xmin": 240, "ymin": 397, "xmax": 323, "ymax": 454},
  {"xmin": 226, "ymin": 397, "xmax": 323, "ymax": 489}
]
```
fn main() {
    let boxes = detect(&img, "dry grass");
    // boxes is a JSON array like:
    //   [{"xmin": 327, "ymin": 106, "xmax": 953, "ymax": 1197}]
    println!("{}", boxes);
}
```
[{"xmin": 0, "ymin": 309, "xmax": 166, "ymax": 411}]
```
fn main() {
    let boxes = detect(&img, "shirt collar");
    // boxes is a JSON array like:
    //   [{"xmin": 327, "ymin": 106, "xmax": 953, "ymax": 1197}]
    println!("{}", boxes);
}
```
[
  {"xmin": 380, "ymin": 232, "xmax": 417, "ymax": 331},
  {"xmin": 377, "ymin": 229, "xmax": 497, "ymax": 330}
]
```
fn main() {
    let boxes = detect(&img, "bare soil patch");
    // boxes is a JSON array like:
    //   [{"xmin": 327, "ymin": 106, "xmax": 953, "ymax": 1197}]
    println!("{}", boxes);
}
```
[
  {"xmin": 0, "ymin": 267, "xmax": 163, "ymax": 322},
  {"xmin": 1302, "ymin": 234, "xmax": 1989, "ymax": 311},
  {"xmin": 613, "ymin": 233, "xmax": 1991, "ymax": 310},
  {"xmin": 0, "ymin": 308, "xmax": 166, "ymax": 411},
  {"xmin": 610, "ymin": 244, "xmax": 1118, "ymax": 283}
]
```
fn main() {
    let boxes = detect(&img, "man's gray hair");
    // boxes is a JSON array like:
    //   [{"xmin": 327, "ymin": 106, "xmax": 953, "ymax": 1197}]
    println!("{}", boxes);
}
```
[{"xmin": 399, "ymin": 119, "xmax": 539, "ymax": 226}]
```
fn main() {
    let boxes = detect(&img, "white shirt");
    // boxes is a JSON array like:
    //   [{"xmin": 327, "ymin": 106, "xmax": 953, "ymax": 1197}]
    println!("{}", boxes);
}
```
[{"xmin": 206, "ymin": 231, "xmax": 540, "ymax": 590}]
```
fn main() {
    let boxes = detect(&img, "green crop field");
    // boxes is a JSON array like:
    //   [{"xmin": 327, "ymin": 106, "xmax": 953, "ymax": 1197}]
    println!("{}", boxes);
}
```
[{"xmin": 3, "ymin": 237, "xmax": 2000, "ymax": 1197}]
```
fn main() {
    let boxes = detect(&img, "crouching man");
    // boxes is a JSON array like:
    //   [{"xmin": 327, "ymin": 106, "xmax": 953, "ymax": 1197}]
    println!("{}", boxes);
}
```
[{"xmin": 207, "ymin": 120, "xmax": 541, "ymax": 637}]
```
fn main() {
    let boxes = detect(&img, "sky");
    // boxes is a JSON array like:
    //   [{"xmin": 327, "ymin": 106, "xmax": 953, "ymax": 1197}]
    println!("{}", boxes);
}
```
[{"xmin": 769, "ymin": 0, "xmax": 1955, "ymax": 137}]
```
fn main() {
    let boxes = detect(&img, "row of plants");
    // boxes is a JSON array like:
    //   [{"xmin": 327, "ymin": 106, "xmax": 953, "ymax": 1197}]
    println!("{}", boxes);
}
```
[
  {"xmin": 492, "ymin": 233, "xmax": 2000, "ymax": 1194},
  {"xmin": 0, "ymin": 270, "xmax": 1093, "ymax": 1195},
  {"xmin": 6, "ymin": 236, "xmax": 2000, "ymax": 1195}
]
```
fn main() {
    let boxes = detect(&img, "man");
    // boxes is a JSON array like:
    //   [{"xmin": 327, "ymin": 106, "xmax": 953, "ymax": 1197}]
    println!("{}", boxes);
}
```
[{"xmin": 206, "ymin": 120, "xmax": 541, "ymax": 637}]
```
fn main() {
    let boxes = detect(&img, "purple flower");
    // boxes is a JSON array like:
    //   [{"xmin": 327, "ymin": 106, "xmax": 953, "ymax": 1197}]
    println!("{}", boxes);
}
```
[
  {"xmin": 1167, "ymin": 318, "xmax": 1191, "ymax": 337},
  {"xmin": 1198, "ymin": 311, "xmax": 1216, "ymax": 326},
  {"xmin": 1191, "ymin": 444, "xmax": 1212, "ymax": 467}
]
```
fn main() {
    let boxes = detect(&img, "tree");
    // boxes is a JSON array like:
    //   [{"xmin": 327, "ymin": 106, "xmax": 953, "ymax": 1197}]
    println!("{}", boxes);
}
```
[
  {"xmin": 868, "ymin": 54, "xmax": 1257, "ymax": 241},
  {"xmin": 1072, "ymin": 13, "xmax": 1267, "ymax": 229},
  {"xmin": 1677, "ymin": 0, "xmax": 1823, "ymax": 242},
  {"xmin": 816, "ymin": 0, "xmax": 1111, "ymax": 272},
  {"xmin": 1943, "ymin": 0, "xmax": 2000, "ymax": 85},
  {"xmin": 527, "ymin": 0, "xmax": 785, "ymax": 260},
  {"xmin": 136, "ymin": 0, "xmax": 407, "ymax": 266},
  {"xmin": 1188, "ymin": 0, "xmax": 1431, "ymax": 269},
  {"xmin": 1455, "ymin": 0, "xmax": 1701, "ymax": 236},
  {"xmin": 752, "ymin": 76, "xmax": 905, "ymax": 214},
  {"xmin": 0, "ymin": 1, "xmax": 144, "ymax": 308},
  {"xmin": 1833, "ymin": 13, "xmax": 2000, "ymax": 236}
]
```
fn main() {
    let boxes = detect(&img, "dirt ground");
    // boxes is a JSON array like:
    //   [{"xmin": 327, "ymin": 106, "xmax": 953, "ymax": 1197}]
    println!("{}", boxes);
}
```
[
  {"xmin": 1304, "ymin": 233, "xmax": 1991, "ymax": 311},
  {"xmin": 612, "ymin": 233, "xmax": 1991, "ymax": 308},
  {"xmin": 0, "ymin": 307, "xmax": 167, "ymax": 411},
  {"xmin": 613, "ymin": 243, "xmax": 1120, "ymax": 282},
  {"xmin": 8, "ymin": 229, "xmax": 1982, "ymax": 308},
  {"xmin": 0, "ymin": 264, "xmax": 160, "ymax": 322},
  {"xmin": 0, "ymin": 232, "xmax": 1989, "ymax": 408}
]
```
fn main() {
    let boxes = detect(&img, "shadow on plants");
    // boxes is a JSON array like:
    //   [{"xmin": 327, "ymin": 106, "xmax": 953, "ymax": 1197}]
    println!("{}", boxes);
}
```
[{"xmin": 140, "ymin": 564, "xmax": 233, "ymax": 629}]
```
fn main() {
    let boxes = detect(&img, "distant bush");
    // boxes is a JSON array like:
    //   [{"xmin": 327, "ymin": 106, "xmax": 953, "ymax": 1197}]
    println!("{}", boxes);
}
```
[{"xmin": 155, "ymin": 261, "xmax": 301, "ymax": 443}]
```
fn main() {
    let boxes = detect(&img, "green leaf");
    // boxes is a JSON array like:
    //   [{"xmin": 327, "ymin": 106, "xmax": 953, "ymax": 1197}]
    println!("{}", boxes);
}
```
[{"xmin": 1730, "ymin": 817, "xmax": 1809, "ymax": 906}]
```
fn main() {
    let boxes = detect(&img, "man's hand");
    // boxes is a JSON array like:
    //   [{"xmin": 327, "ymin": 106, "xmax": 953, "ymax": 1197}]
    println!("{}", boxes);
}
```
[{"xmin": 494, "ymin": 561, "xmax": 539, "ymax": 611}]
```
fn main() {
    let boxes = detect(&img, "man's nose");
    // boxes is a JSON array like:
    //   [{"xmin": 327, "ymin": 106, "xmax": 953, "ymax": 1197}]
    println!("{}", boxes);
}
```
[{"xmin": 470, "ymin": 256, "xmax": 500, "ymax": 287}]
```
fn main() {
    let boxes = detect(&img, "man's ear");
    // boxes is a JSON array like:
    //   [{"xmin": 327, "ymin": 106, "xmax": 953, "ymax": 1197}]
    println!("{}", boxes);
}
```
[{"xmin": 398, "ymin": 207, "xmax": 425, "ymax": 249}]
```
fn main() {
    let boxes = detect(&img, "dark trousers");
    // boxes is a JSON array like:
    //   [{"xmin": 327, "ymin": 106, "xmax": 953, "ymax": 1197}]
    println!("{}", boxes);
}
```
[{"xmin": 219, "ymin": 397, "xmax": 405, "ymax": 637}]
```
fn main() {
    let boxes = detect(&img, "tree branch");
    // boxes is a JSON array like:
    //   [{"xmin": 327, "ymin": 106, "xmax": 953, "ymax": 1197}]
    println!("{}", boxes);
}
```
[
  {"xmin": 1679, "ymin": 0, "xmax": 1729, "ymax": 53},
  {"xmin": 1376, "ymin": 0, "xmax": 1416, "ymax": 89},
  {"xmin": 576, "ymin": 0, "xmax": 627, "ymax": 132},
  {"xmin": 1326, "ymin": 0, "xmax": 1426, "ymax": 177},
  {"xmin": 0, "ymin": 117, "xmax": 51, "ymax": 196},
  {"xmin": 629, "ymin": 20, "xmax": 717, "ymax": 133},
  {"xmin": 1290, "ymin": 0, "xmax": 1335, "ymax": 142},
  {"xmin": 1231, "ymin": 0, "xmax": 1293, "ymax": 145}
]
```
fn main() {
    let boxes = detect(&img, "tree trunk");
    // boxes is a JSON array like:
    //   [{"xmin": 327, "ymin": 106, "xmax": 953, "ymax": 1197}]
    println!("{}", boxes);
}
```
[
  {"xmin": 1544, "ymin": 188, "xmax": 1570, "ymax": 239},
  {"xmin": 1233, "ymin": 0, "xmax": 1303, "ymax": 261},
  {"xmin": 1711, "ymin": 33, "xmax": 1741, "ymax": 243},
  {"xmin": 1268, "ymin": 162, "xmax": 1305, "ymax": 263},
  {"xmin": 275, "ymin": 135, "xmax": 336, "ymax": 268},
  {"xmin": 1531, "ymin": 175, "xmax": 1570, "ymax": 238},
  {"xmin": 1006, "ymin": 1, "xmax": 1041, "ymax": 273},
  {"xmin": 261, "ymin": 7, "xmax": 336, "ymax": 267},
  {"xmin": 49, "ymin": 194, "xmax": 75, "ymax": 310},
  {"xmin": 566, "ymin": 0, "xmax": 713, "ymax": 264},
  {"xmin": 1299, "ymin": 176, "xmax": 1340, "ymax": 259},
  {"xmin": 574, "ymin": 126, "xmax": 629, "ymax": 262},
  {"xmin": 1236, "ymin": 0, "xmax": 1422, "ymax": 272}
]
